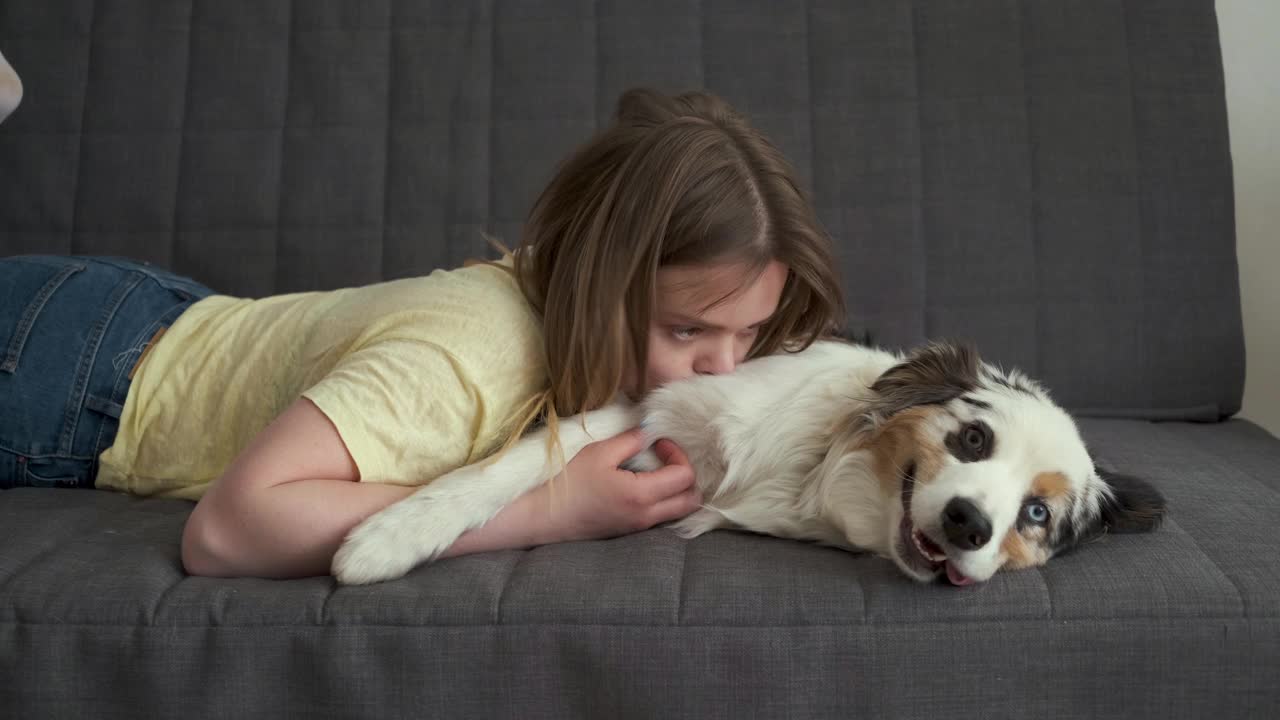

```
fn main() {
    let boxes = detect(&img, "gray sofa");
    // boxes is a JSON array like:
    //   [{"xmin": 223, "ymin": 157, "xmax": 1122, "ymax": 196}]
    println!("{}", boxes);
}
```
[{"xmin": 2, "ymin": 1, "xmax": 1277, "ymax": 717}]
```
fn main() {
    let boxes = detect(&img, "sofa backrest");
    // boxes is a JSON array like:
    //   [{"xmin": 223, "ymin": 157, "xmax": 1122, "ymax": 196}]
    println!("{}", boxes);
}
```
[{"xmin": 0, "ymin": 0, "xmax": 1244, "ymax": 420}]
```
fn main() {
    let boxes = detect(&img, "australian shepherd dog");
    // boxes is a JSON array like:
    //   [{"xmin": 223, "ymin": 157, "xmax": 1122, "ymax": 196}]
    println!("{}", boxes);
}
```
[{"xmin": 333, "ymin": 339, "xmax": 1166, "ymax": 586}]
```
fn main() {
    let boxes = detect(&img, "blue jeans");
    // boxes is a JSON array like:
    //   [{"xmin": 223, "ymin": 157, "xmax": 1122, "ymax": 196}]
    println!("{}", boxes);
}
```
[{"xmin": 0, "ymin": 255, "xmax": 214, "ymax": 489}]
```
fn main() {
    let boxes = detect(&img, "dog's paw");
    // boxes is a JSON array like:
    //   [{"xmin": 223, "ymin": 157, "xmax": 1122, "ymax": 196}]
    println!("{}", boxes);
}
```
[
  {"xmin": 620, "ymin": 446, "xmax": 663, "ymax": 473},
  {"xmin": 331, "ymin": 493, "xmax": 474, "ymax": 585},
  {"xmin": 331, "ymin": 516, "xmax": 423, "ymax": 585}
]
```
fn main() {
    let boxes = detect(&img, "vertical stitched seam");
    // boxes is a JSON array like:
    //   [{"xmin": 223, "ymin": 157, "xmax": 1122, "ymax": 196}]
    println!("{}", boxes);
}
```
[
  {"xmin": 675, "ymin": 537, "xmax": 690, "ymax": 626},
  {"xmin": 317, "ymin": 576, "xmax": 336, "ymax": 625},
  {"xmin": 379, "ymin": 1, "xmax": 395, "ymax": 278},
  {"xmin": 273, "ymin": 0, "xmax": 295, "ymax": 292},
  {"xmin": 146, "ymin": 560, "xmax": 189, "ymax": 625},
  {"xmin": 1017, "ymin": 0, "xmax": 1041, "ymax": 377},
  {"xmin": 494, "ymin": 550, "xmax": 525, "ymax": 624},
  {"xmin": 442, "ymin": 22, "xmax": 455, "ymax": 267},
  {"xmin": 593, "ymin": 0, "xmax": 600, "ymax": 129},
  {"xmin": 911, "ymin": 1, "xmax": 928, "ymax": 339},
  {"xmin": 442, "ymin": 7, "xmax": 471, "ymax": 265},
  {"xmin": 170, "ymin": 0, "xmax": 197, "ymax": 269},
  {"xmin": 1118, "ymin": 0, "xmax": 1150, "ymax": 413},
  {"xmin": 483, "ymin": 0, "xmax": 496, "ymax": 258},
  {"xmin": 697, "ymin": 0, "xmax": 705, "ymax": 87},
  {"xmin": 804, "ymin": 0, "xmax": 817, "ymax": 211},
  {"xmin": 860, "ymin": 560, "xmax": 869, "ymax": 624},
  {"xmin": 1147, "ymin": 423, "xmax": 1246, "ymax": 617},
  {"xmin": 1155, "ymin": 422, "xmax": 1280, "ymax": 615},
  {"xmin": 1037, "ymin": 566, "xmax": 1056, "ymax": 620},
  {"xmin": 68, "ymin": 0, "xmax": 99, "ymax": 254},
  {"xmin": 1153, "ymin": 515, "xmax": 1249, "ymax": 618}
]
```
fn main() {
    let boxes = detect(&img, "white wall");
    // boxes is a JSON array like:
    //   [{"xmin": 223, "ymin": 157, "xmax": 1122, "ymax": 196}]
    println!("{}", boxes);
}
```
[{"xmin": 1217, "ymin": 0, "xmax": 1279, "ymax": 437}]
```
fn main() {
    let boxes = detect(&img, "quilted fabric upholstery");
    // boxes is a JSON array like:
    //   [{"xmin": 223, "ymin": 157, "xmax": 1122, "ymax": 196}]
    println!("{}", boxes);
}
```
[
  {"xmin": 2, "ymin": 3, "xmax": 1274, "ymax": 717},
  {"xmin": 3, "ymin": 419, "xmax": 1279, "ymax": 717},
  {"xmin": 0, "ymin": 0, "xmax": 1245, "ymax": 419}
]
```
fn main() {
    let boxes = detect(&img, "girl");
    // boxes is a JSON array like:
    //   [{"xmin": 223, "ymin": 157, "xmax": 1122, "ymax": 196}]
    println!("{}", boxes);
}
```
[{"xmin": 0, "ymin": 88, "xmax": 844, "ymax": 579}]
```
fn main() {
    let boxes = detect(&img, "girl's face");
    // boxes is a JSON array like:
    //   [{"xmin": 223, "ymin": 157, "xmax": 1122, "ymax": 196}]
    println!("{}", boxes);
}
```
[{"xmin": 625, "ymin": 260, "xmax": 789, "ymax": 397}]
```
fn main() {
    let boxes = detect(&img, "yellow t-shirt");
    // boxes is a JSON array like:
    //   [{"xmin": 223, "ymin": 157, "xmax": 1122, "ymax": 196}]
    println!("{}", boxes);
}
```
[{"xmin": 95, "ymin": 258, "xmax": 547, "ymax": 500}]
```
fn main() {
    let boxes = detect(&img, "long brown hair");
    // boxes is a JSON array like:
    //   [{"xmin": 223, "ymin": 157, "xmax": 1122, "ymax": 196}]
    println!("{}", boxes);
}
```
[{"xmin": 497, "ymin": 87, "xmax": 844, "ymax": 455}]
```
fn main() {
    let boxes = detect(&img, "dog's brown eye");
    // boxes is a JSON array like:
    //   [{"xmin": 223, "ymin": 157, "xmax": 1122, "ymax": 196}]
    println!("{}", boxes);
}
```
[
  {"xmin": 962, "ymin": 425, "xmax": 985, "ymax": 450},
  {"xmin": 946, "ymin": 421, "xmax": 993, "ymax": 462}
]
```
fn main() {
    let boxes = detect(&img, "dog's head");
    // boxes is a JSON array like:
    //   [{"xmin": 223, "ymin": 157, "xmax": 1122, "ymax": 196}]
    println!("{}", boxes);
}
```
[{"xmin": 847, "ymin": 341, "xmax": 1166, "ymax": 586}]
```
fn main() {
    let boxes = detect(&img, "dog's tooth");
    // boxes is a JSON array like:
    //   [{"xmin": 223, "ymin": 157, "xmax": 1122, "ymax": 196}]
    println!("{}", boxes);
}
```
[
  {"xmin": 912, "ymin": 530, "xmax": 947, "ymax": 562},
  {"xmin": 912, "ymin": 532, "xmax": 934, "ymax": 559}
]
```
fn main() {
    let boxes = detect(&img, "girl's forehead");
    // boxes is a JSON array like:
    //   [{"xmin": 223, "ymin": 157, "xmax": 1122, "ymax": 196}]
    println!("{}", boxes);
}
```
[{"xmin": 656, "ymin": 261, "xmax": 788, "ymax": 323}]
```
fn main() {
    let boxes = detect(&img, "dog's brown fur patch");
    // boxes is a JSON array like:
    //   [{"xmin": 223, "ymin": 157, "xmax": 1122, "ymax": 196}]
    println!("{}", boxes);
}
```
[
  {"xmin": 1003, "ymin": 520, "xmax": 1052, "ymax": 570},
  {"xmin": 1032, "ymin": 471, "xmax": 1070, "ymax": 500},
  {"xmin": 1001, "ymin": 530, "xmax": 1038, "ymax": 569},
  {"xmin": 866, "ymin": 406, "xmax": 946, "ymax": 496}
]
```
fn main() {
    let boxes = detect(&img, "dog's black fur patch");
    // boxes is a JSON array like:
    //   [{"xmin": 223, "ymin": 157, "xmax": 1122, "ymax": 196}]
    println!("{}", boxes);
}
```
[
  {"xmin": 1096, "ymin": 467, "xmax": 1167, "ymax": 533},
  {"xmin": 868, "ymin": 340, "xmax": 981, "ymax": 420},
  {"xmin": 1052, "ymin": 466, "xmax": 1167, "ymax": 555},
  {"xmin": 945, "ymin": 420, "xmax": 995, "ymax": 463}
]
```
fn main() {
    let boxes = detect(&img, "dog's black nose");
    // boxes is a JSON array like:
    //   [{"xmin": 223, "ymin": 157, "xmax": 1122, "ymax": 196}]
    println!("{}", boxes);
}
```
[{"xmin": 942, "ymin": 498, "xmax": 992, "ymax": 550}]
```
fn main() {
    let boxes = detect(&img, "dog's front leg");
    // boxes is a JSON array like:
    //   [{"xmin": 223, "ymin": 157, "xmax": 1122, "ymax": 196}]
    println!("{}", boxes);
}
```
[{"xmin": 332, "ymin": 402, "xmax": 643, "ymax": 584}]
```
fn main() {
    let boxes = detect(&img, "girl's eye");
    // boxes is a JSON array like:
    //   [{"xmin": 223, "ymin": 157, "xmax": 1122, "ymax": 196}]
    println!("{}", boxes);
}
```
[
  {"xmin": 1023, "ymin": 501, "xmax": 1050, "ymax": 525},
  {"xmin": 739, "ymin": 325, "xmax": 762, "ymax": 338},
  {"xmin": 671, "ymin": 326, "xmax": 702, "ymax": 341}
]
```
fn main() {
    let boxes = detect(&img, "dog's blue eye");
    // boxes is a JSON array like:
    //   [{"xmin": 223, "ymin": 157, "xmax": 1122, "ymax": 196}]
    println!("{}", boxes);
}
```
[{"xmin": 1023, "ymin": 502, "xmax": 1049, "ymax": 525}]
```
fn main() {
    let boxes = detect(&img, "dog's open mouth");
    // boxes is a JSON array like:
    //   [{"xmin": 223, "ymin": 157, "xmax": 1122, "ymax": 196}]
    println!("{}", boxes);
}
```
[
  {"xmin": 912, "ymin": 528, "xmax": 946, "ymax": 563},
  {"xmin": 898, "ymin": 463, "xmax": 975, "ymax": 586}
]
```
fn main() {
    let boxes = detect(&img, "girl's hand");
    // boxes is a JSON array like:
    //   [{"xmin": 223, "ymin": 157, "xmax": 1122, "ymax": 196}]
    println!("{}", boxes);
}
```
[{"xmin": 531, "ymin": 428, "xmax": 702, "ymax": 545}]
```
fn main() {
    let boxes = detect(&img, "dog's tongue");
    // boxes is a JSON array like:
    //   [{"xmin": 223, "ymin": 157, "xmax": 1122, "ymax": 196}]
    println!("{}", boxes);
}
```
[{"xmin": 945, "ymin": 561, "xmax": 975, "ymax": 586}]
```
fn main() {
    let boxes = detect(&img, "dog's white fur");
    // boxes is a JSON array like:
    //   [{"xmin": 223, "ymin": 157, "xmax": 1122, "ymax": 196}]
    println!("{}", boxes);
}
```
[{"xmin": 332, "ymin": 339, "xmax": 1163, "ymax": 585}]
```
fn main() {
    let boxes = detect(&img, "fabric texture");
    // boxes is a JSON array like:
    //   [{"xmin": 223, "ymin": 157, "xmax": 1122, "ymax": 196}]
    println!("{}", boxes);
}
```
[
  {"xmin": 0, "ymin": 1, "xmax": 1271, "ymax": 719},
  {"xmin": 98, "ymin": 255, "xmax": 545, "ymax": 499},
  {"xmin": 0, "ymin": 0, "xmax": 1245, "ymax": 421},
  {"xmin": 2, "ymin": 419, "xmax": 1279, "ymax": 717}
]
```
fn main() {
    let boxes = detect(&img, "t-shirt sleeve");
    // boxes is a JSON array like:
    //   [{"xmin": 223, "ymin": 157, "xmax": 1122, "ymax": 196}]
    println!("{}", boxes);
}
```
[{"xmin": 301, "ymin": 338, "xmax": 484, "ymax": 485}]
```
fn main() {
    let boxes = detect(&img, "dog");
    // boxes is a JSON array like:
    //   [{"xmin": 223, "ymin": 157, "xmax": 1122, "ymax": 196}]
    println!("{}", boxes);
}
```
[{"xmin": 332, "ymin": 338, "xmax": 1166, "ymax": 586}]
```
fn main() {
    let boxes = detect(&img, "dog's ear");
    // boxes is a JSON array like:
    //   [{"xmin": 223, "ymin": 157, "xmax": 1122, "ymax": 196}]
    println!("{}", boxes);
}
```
[
  {"xmin": 869, "ymin": 340, "xmax": 980, "ymax": 418},
  {"xmin": 1096, "ymin": 466, "xmax": 1167, "ymax": 533}
]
